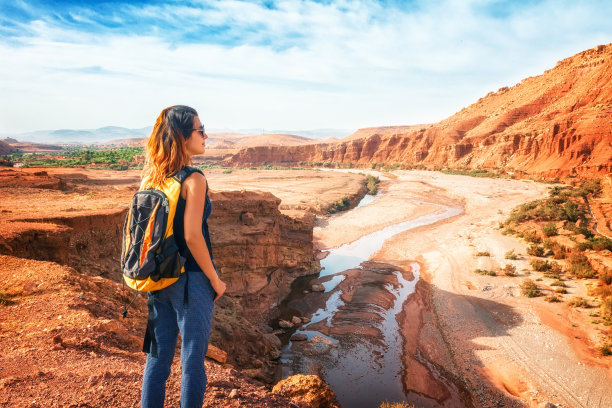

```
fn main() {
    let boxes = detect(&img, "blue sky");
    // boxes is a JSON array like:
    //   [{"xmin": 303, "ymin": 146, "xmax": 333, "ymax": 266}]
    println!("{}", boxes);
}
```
[{"xmin": 0, "ymin": 0, "xmax": 610, "ymax": 135}]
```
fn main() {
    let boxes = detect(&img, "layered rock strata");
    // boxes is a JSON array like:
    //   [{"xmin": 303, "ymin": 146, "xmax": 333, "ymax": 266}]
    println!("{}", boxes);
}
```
[{"xmin": 225, "ymin": 44, "xmax": 612, "ymax": 179}]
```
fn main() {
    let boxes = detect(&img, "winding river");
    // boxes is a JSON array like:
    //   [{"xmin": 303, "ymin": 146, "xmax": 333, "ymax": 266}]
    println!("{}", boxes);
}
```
[{"xmin": 277, "ymin": 188, "xmax": 463, "ymax": 407}]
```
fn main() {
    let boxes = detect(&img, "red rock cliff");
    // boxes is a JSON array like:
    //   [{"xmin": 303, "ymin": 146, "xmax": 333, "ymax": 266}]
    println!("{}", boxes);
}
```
[{"xmin": 225, "ymin": 44, "xmax": 612, "ymax": 179}]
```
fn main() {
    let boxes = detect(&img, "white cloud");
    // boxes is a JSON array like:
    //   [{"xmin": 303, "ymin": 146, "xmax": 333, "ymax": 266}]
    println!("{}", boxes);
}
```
[{"xmin": 0, "ymin": 0, "xmax": 610, "ymax": 134}]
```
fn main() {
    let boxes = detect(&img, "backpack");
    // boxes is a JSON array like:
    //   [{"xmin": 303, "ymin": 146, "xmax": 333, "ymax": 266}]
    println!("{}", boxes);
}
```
[{"xmin": 121, "ymin": 166, "xmax": 204, "ymax": 301}]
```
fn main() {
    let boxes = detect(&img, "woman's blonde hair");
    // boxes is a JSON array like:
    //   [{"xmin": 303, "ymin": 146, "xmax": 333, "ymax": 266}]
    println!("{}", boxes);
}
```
[{"xmin": 142, "ymin": 105, "xmax": 198, "ymax": 187}]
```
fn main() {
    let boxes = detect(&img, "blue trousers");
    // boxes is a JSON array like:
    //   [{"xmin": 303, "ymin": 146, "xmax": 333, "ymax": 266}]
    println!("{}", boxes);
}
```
[{"xmin": 141, "ymin": 271, "xmax": 216, "ymax": 408}]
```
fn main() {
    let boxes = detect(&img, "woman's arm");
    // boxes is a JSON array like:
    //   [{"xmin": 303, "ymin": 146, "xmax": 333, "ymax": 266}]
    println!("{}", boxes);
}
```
[{"xmin": 182, "ymin": 172, "xmax": 226, "ymax": 301}]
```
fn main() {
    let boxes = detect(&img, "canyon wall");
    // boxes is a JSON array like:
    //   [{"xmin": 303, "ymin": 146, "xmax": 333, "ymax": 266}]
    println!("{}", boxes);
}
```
[
  {"xmin": 225, "ymin": 44, "xmax": 612, "ymax": 179},
  {"xmin": 0, "ymin": 170, "xmax": 318, "ymax": 378}
]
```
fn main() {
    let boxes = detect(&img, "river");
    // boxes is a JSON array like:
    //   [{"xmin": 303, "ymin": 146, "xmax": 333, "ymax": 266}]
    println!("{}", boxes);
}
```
[{"xmin": 276, "ymin": 186, "xmax": 464, "ymax": 407}]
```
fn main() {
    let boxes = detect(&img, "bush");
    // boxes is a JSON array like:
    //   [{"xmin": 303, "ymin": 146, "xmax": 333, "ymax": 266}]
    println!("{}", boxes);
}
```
[
  {"xmin": 563, "ymin": 201, "xmax": 583, "ymax": 222},
  {"xmin": 555, "ymin": 287, "xmax": 568, "ymax": 294},
  {"xmin": 567, "ymin": 297, "xmax": 590, "ymax": 308},
  {"xmin": 545, "ymin": 295, "xmax": 561, "ymax": 303},
  {"xmin": 502, "ymin": 264, "xmax": 517, "ymax": 276},
  {"xmin": 505, "ymin": 249, "xmax": 519, "ymax": 260},
  {"xmin": 542, "ymin": 222, "xmax": 558, "ymax": 237},
  {"xmin": 600, "ymin": 344, "xmax": 612, "ymax": 356},
  {"xmin": 530, "ymin": 259, "xmax": 552, "ymax": 272},
  {"xmin": 521, "ymin": 231, "xmax": 542, "ymax": 243},
  {"xmin": 568, "ymin": 251, "xmax": 596, "ymax": 278},
  {"xmin": 366, "ymin": 175, "xmax": 380, "ymax": 195},
  {"xmin": 328, "ymin": 196, "xmax": 351, "ymax": 214},
  {"xmin": 521, "ymin": 279, "xmax": 541, "ymax": 297},
  {"xmin": 476, "ymin": 251, "xmax": 491, "ymax": 257},
  {"xmin": 222, "ymin": 169, "xmax": 232, "ymax": 174},
  {"xmin": 550, "ymin": 279, "xmax": 565, "ymax": 287},
  {"xmin": 527, "ymin": 245, "xmax": 545, "ymax": 257},
  {"xmin": 474, "ymin": 269, "xmax": 497, "ymax": 276},
  {"xmin": 599, "ymin": 269, "xmax": 612, "ymax": 285},
  {"xmin": 543, "ymin": 239, "xmax": 567, "ymax": 259}
]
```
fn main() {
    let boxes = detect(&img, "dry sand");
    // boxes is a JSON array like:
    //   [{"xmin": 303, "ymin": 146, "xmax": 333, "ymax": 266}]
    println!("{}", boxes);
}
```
[{"xmin": 315, "ymin": 170, "xmax": 612, "ymax": 407}]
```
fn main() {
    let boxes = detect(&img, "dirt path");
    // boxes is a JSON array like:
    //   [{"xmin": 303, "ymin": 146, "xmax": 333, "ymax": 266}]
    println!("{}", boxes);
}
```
[{"xmin": 318, "ymin": 170, "xmax": 612, "ymax": 407}]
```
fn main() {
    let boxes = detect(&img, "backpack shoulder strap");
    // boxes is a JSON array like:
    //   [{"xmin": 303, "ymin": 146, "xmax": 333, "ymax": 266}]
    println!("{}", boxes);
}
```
[{"xmin": 173, "ymin": 166, "xmax": 204, "ymax": 184}]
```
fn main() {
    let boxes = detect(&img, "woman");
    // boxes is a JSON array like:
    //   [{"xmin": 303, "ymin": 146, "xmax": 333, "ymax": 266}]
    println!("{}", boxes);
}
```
[{"xmin": 140, "ymin": 105, "xmax": 226, "ymax": 408}]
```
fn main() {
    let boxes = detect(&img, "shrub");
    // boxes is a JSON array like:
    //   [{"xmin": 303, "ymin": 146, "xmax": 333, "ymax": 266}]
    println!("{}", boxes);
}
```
[
  {"xmin": 505, "ymin": 249, "xmax": 519, "ymax": 260},
  {"xmin": 222, "ymin": 169, "xmax": 232, "ymax": 174},
  {"xmin": 476, "ymin": 251, "xmax": 491, "ymax": 257},
  {"xmin": 568, "ymin": 251, "xmax": 596, "ymax": 278},
  {"xmin": 527, "ymin": 245, "xmax": 545, "ymax": 257},
  {"xmin": 521, "ymin": 231, "xmax": 542, "ymax": 244},
  {"xmin": 545, "ymin": 295, "xmax": 561, "ymax": 302},
  {"xmin": 589, "ymin": 237, "xmax": 612, "ymax": 252},
  {"xmin": 474, "ymin": 269, "xmax": 497, "ymax": 276},
  {"xmin": 543, "ymin": 239, "xmax": 567, "ymax": 259},
  {"xmin": 599, "ymin": 269, "xmax": 612, "ymax": 285},
  {"xmin": 542, "ymin": 222, "xmax": 558, "ymax": 237},
  {"xmin": 521, "ymin": 279, "xmax": 541, "ymax": 297},
  {"xmin": 366, "ymin": 175, "xmax": 380, "ymax": 195},
  {"xmin": 502, "ymin": 264, "xmax": 517, "ymax": 276},
  {"xmin": 567, "ymin": 297, "xmax": 590, "ymax": 308},
  {"xmin": 563, "ymin": 201, "xmax": 583, "ymax": 222},
  {"xmin": 600, "ymin": 344, "xmax": 612, "ymax": 356},
  {"xmin": 530, "ymin": 259, "xmax": 552, "ymax": 272},
  {"xmin": 550, "ymin": 279, "xmax": 565, "ymax": 287},
  {"xmin": 328, "ymin": 196, "xmax": 351, "ymax": 214},
  {"xmin": 555, "ymin": 287, "xmax": 568, "ymax": 294}
]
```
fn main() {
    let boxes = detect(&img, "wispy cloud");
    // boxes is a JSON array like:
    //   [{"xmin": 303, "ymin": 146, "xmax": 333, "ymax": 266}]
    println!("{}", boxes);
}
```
[{"xmin": 0, "ymin": 0, "xmax": 611, "ymax": 134}]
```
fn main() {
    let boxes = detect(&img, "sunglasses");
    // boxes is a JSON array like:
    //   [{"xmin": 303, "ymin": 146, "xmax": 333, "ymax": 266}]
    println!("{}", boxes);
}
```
[{"xmin": 192, "ymin": 126, "xmax": 205, "ymax": 136}]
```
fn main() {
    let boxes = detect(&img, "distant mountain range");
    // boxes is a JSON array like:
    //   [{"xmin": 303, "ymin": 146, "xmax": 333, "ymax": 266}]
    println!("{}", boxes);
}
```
[{"xmin": 0, "ymin": 126, "xmax": 353, "ymax": 145}]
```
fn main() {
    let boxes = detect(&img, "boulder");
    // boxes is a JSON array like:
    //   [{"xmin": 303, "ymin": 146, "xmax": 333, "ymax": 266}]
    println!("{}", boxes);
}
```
[
  {"xmin": 291, "ymin": 333, "xmax": 308, "ymax": 342},
  {"xmin": 272, "ymin": 374, "xmax": 340, "ymax": 408},
  {"xmin": 291, "ymin": 316, "xmax": 302, "ymax": 325},
  {"xmin": 206, "ymin": 344, "xmax": 227, "ymax": 364},
  {"xmin": 311, "ymin": 284, "xmax": 325, "ymax": 292},
  {"xmin": 279, "ymin": 319, "xmax": 293, "ymax": 329}
]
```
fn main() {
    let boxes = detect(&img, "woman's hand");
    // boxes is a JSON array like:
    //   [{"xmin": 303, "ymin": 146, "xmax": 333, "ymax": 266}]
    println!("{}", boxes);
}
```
[{"xmin": 211, "ymin": 278, "xmax": 227, "ymax": 302}]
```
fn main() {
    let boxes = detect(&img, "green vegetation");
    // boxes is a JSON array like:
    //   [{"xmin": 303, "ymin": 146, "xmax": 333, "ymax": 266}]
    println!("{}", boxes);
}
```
[
  {"xmin": 504, "ymin": 249, "xmax": 519, "ymax": 260},
  {"xmin": 567, "ymin": 296, "xmax": 590, "ymax": 308},
  {"xmin": 577, "ymin": 237, "xmax": 612, "ymax": 252},
  {"xmin": 600, "ymin": 344, "xmax": 612, "ymax": 356},
  {"xmin": 440, "ymin": 168, "xmax": 500, "ymax": 178},
  {"xmin": 222, "ymin": 169, "xmax": 232, "ymax": 174},
  {"xmin": 366, "ymin": 175, "xmax": 380, "ymax": 195},
  {"xmin": 567, "ymin": 251, "xmax": 596, "ymax": 278},
  {"xmin": 542, "ymin": 222, "xmax": 558, "ymax": 237},
  {"xmin": 520, "ymin": 279, "xmax": 541, "ymax": 297},
  {"xmin": 555, "ymin": 287, "xmax": 568, "ymax": 294},
  {"xmin": 550, "ymin": 279, "xmax": 565, "ymax": 287},
  {"xmin": 328, "ymin": 196, "xmax": 351, "ymax": 214},
  {"xmin": 474, "ymin": 269, "xmax": 497, "ymax": 276},
  {"xmin": 5, "ymin": 146, "xmax": 144, "ymax": 169},
  {"xmin": 545, "ymin": 295, "xmax": 561, "ymax": 303},
  {"xmin": 502, "ymin": 264, "xmax": 517, "ymax": 276},
  {"xmin": 530, "ymin": 259, "xmax": 554, "ymax": 272},
  {"xmin": 526, "ymin": 244, "xmax": 545, "ymax": 257}
]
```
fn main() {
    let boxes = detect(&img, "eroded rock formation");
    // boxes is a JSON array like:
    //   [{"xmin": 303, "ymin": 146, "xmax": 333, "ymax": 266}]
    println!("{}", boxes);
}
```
[
  {"xmin": 225, "ymin": 44, "xmax": 612, "ymax": 179},
  {"xmin": 0, "ymin": 170, "xmax": 318, "ymax": 377}
]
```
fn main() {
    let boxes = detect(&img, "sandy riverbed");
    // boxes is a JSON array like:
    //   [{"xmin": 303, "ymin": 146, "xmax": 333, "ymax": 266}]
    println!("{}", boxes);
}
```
[{"xmin": 315, "ymin": 170, "xmax": 612, "ymax": 408}]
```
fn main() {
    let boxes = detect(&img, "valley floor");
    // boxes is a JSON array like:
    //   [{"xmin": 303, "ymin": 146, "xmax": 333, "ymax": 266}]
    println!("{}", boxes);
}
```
[{"xmin": 317, "ymin": 170, "xmax": 612, "ymax": 407}]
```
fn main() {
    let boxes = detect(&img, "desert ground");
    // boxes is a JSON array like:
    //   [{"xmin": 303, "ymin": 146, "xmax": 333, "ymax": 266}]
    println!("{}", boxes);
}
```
[
  {"xmin": 1, "ymin": 166, "xmax": 611, "ymax": 407},
  {"xmin": 314, "ymin": 169, "xmax": 612, "ymax": 407}
]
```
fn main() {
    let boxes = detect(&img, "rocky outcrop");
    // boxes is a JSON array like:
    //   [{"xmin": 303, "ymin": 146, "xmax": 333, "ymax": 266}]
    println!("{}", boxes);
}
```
[
  {"xmin": 225, "ymin": 44, "xmax": 612, "ymax": 179},
  {"xmin": 0, "ymin": 174, "xmax": 318, "ymax": 376},
  {"xmin": 272, "ymin": 374, "xmax": 340, "ymax": 408}
]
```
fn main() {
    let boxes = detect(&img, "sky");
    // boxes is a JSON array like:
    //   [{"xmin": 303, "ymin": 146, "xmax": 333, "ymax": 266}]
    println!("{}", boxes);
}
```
[{"xmin": 0, "ymin": 0, "xmax": 611, "ymax": 135}]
